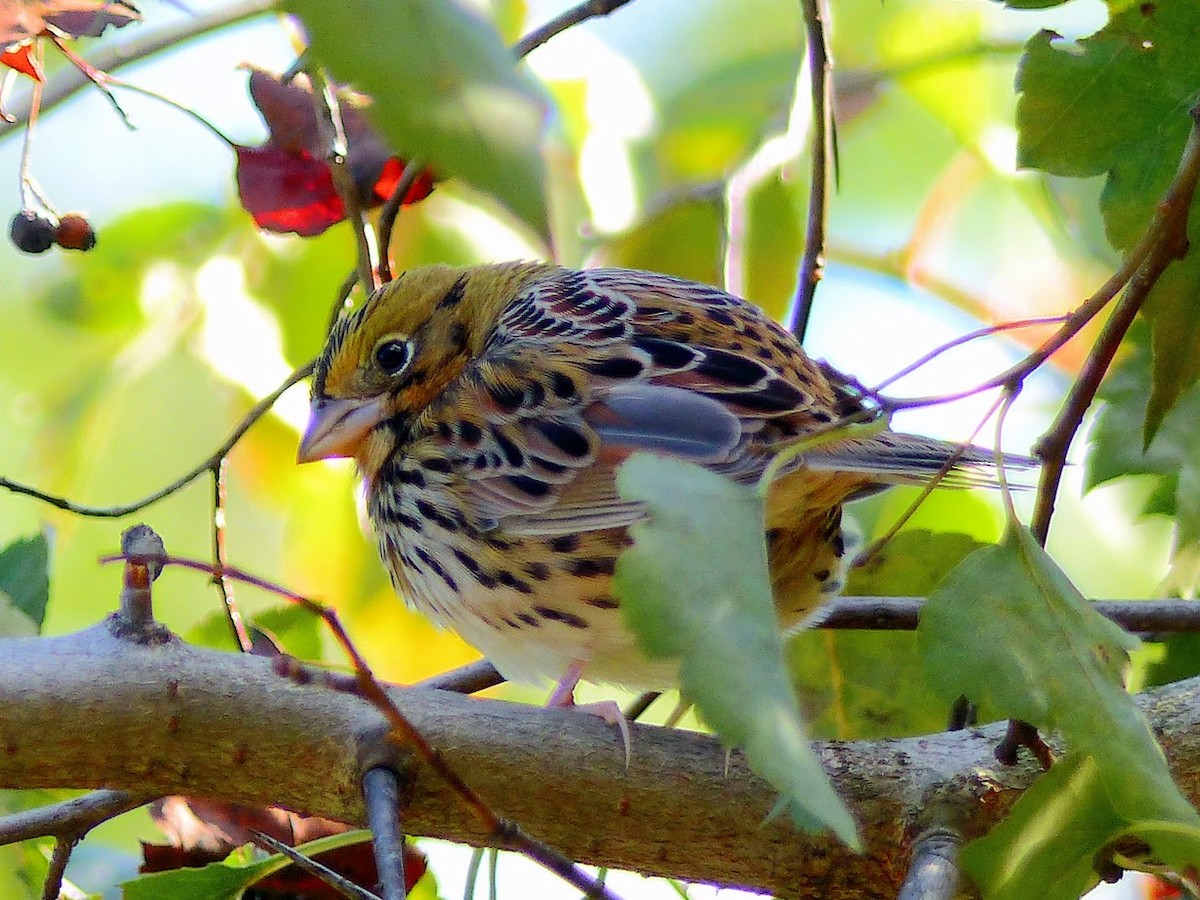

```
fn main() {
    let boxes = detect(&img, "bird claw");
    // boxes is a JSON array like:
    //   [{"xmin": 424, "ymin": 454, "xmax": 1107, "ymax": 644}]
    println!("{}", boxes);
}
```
[
  {"xmin": 547, "ymin": 662, "xmax": 632, "ymax": 768},
  {"xmin": 572, "ymin": 699, "xmax": 632, "ymax": 770}
]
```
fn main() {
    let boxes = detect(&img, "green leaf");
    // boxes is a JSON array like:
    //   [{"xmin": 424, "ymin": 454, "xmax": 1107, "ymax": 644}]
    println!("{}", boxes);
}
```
[
  {"xmin": 1088, "ymin": 321, "xmax": 1200, "ymax": 549},
  {"xmin": 966, "ymin": 753, "xmax": 1200, "ymax": 898},
  {"xmin": 122, "ymin": 832, "xmax": 371, "ymax": 900},
  {"xmin": 963, "ymin": 753, "xmax": 1118, "ymax": 900},
  {"xmin": 920, "ymin": 524, "xmax": 1200, "ymax": 888},
  {"xmin": 1015, "ymin": 4, "xmax": 1200, "ymax": 438},
  {"xmin": 614, "ymin": 455, "xmax": 859, "ymax": 848},
  {"xmin": 790, "ymin": 530, "xmax": 991, "ymax": 740},
  {"xmin": 287, "ymin": 0, "xmax": 551, "ymax": 238},
  {"xmin": 0, "ymin": 533, "xmax": 50, "ymax": 631},
  {"xmin": 847, "ymin": 529, "xmax": 987, "ymax": 597},
  {"xmin": 598, "ymin": 199, "xmax": 724, "ymax": 288}
]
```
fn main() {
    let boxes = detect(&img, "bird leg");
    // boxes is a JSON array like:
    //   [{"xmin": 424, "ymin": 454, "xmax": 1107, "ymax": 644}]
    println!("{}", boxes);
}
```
[{"xmin": 547, "ymin": 661, "xmax": 632, "ymax": 767}]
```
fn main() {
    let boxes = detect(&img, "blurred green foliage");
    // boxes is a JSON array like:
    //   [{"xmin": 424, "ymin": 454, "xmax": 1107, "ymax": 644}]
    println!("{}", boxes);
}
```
[{"xmin": 1, "ymin": 0, "xmax": 1199, "ymax": 896}]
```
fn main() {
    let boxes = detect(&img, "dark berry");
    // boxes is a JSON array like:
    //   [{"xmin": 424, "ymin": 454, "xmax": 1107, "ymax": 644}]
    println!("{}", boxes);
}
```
[
  {"xmin": 9, "ymin": 210, "xmax": 56, "ymax": 254},
  {"xmin": 55, "ymin": 213, "xmax": 97, "ymax": 252}
]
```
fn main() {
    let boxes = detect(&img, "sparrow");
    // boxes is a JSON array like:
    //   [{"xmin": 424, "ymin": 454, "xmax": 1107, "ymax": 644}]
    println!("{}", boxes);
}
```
[{"xmin": 299, "ymin": 262, "xmax": 1018, "ymax": 696}]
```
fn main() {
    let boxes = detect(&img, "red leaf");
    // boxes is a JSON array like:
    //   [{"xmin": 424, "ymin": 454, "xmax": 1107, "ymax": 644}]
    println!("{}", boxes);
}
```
[
  {"xmin": 0, "ymin": 43, "xmax": 41, "ymax": 80},
  {"xmin": 143, "ymin": 796, "xmax": 429, "ymax": 899},
  {"xmin": 1, "ymin": 1, "xmax": 139, "ymax": 44},
  {"xmin": 374, "ymin": 157, "xmax": 435, "ymax": 206},
  {"xmin": 42, "ymin": 2, "xmax": 139, "ymax": 38},
  {"xmin": 235, "ymin": 68, "xmax": 435, "ymax": 236},
  {"xmin": 235, "ymin": 144, "xmax": 348, "ymax": 237}
]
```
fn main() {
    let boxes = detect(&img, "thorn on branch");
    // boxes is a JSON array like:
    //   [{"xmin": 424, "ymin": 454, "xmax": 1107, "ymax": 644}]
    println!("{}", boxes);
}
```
[
  {"xmin": 946, "ymin": 696, "xmax": 975, "ymax": 732},
  {"xmin": 995, "ymin": 719, "xmax": 1054, "ymax": 770}
]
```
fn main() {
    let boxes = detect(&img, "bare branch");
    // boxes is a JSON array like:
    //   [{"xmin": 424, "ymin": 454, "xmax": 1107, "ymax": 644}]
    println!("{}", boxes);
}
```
[
  {"xmin": 0, "ymin": 790, "xmax": 151, "ymax": 844},
  {"xmin": 821, "ymin": 596, "xmax": 1200, "ymax": 634},
  {"xmin": 4, "ymin": 623, "xmax": 1200, "ymax": 897},
  {"xmin": 309, "ymin": 67, "xmax": 379, "ymax": 293},
  {"xmin": 363, "ymin": 768, "xmax": 407, "ymax": 900},
  {"xmin": 1030, "ymin": 107, "xmax": 1200, "ymax": 544}
]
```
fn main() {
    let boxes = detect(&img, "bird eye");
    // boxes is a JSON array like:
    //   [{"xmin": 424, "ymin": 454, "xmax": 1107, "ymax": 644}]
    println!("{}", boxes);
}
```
[{"xmin": 374, "ymin": 339, "xmax": 413, "ymax": 377}]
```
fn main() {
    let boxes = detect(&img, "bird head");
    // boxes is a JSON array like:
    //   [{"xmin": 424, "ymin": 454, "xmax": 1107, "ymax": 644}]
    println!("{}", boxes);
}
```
[{"xmin": 297, "ymin": 262, "xmax": 545, "ymax": 473}]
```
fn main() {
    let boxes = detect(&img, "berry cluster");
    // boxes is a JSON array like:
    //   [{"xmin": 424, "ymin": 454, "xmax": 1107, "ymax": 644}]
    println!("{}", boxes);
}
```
[{"xmin": 9, "ymin": 209, "xmax": 96, "ymax": 254}]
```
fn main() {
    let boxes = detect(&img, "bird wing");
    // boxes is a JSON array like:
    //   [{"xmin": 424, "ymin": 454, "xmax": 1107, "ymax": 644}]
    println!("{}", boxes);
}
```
[{"xmin": 422, "ymin": 268, "xmax": 848, "ymax": 536}]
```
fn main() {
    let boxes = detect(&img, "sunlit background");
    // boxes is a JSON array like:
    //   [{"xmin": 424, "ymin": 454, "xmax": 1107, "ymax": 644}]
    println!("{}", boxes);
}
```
[{"xmin": 0, "ymin": 0, "xmax": 1171, "ymax": 896}]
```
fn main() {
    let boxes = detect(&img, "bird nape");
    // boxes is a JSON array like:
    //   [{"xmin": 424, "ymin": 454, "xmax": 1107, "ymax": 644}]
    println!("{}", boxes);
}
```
[{"xmin": 298, "ymin": 261, "xmax": 1030, "ymax": 696}]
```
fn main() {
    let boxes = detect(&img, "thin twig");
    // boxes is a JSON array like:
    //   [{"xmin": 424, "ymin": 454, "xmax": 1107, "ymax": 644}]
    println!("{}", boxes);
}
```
[
  {"xmin": 417, "ymin": 659, "xmax": 504, "ymax": 694},
  {"xmin": 327, "ymin": 270, "xmax": 361, "ymax": 337},
  {"xmin": 0, "ymin": 361, "xmax": 313, "ymax": 518},
  {"xmin": 309, "ymin": 66, "xmax": 379, "ymax": 293},
  {"xmin": 879, "ymin": 107, "xmax": 1200, "ymax": 415},
  {"xmin": 817, "ymin": 596, "xmax": 1200, "ymax": 633},
  {"xmin": 624, "ymin": 692, "xmax": 661, "ymax": 722},
  {"xmin": 512, "ymin": 0, "xmax": 638, "ymax": 57},
  {"xmin": 1029, "ymin": 286, "xmax": 1150, "ymax": 546},
  {"xmin": 375, "ymin": 160, "xmax": 427, "ymax": 284},
  {"xmin": 839, "ymin": 41, "xmax": 1026, "ymax": 96},
  {"xmin": 787, "ymin": 0, "xmax": 835, "ymax": 343},
  {"xmin": 251, "ymin": 830, "xmax": 381, "ymax": 900},
  {"xmin": 871, "ymin": 316, "xmax": 1068, "ymax": 393},
  {"xmin": 364, "ymin": 767, "xmax": 408, "ymax": 900},
  {"xmin": 854, "ymin": 390, "xmax": 1009, "ymax": 569},
  {"xmin": 104, "ymin": 78, "xmax": 239, "ymax": 147},
  {"xmin": 16, "ymin": 47, "xmax": 42, "ymax": 211},
  {"xmin": 372, "ymin": 0, "xmax": 641, "ymax": 286},
  {"xmin": 0, "ymin": 0, "xmax": 274, "ymax": 139},
  {"xmin": 0, "ymin": 790, "xmax": 152, "ymax": 845},
  {"xmin": 41, "ymin": 837, "xmax": 75, "ymax": 900},
  {"xmin": 47, "ymin": 34, "xmax": 131, "ymax": 126},
  {"xmin": 211, "ymin": 458, "xmax": 253, "ymax": 652},
  {"xmin": 1029, "ymin": 106, "xmax": 1200, "ymax": 545}
]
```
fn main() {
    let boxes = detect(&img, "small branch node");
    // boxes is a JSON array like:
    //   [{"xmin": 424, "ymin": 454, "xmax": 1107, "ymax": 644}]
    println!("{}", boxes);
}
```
[{"xmin": 113, "ymin": 524, "xmax": 172, "ymax": 641}]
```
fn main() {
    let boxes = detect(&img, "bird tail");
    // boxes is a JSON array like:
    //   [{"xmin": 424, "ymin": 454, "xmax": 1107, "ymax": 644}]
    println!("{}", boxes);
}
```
[{"xmin": 800, "ymin": 432, "xmax": 1037, "ymax": 489}]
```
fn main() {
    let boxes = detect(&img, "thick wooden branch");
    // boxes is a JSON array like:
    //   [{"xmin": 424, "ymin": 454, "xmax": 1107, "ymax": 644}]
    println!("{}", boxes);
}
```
[{"xmin": 2, "ymin": 618, "xmax": 1200, "ymax": 898}]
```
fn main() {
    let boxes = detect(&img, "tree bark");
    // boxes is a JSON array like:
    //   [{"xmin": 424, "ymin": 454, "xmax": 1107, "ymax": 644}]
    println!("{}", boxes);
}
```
[{"xmin": 1, "ymin": 616, "xmax": 1198, "ymax": 898}]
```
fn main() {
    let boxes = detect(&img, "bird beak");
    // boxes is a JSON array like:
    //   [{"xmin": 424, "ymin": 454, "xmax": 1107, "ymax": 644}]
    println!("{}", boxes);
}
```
[{"xmin": 297, "ymin": 396, "xmax": 387, "ymax": 463}]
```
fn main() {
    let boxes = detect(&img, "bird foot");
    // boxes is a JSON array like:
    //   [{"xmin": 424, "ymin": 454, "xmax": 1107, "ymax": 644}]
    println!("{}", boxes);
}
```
[
  {"xmin": 547, "ymin": 663, "xmax": 632, "ymax": 768},
  {"xmin": 572, "ymin": 699, "xmax": 632, "ymax": 769}
]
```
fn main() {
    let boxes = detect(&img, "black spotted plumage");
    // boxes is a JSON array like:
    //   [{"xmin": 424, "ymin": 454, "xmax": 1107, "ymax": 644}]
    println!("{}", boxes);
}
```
[{"xmin": 299, "ymin": 261, "xmax": 1033, "ymax": 689}]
